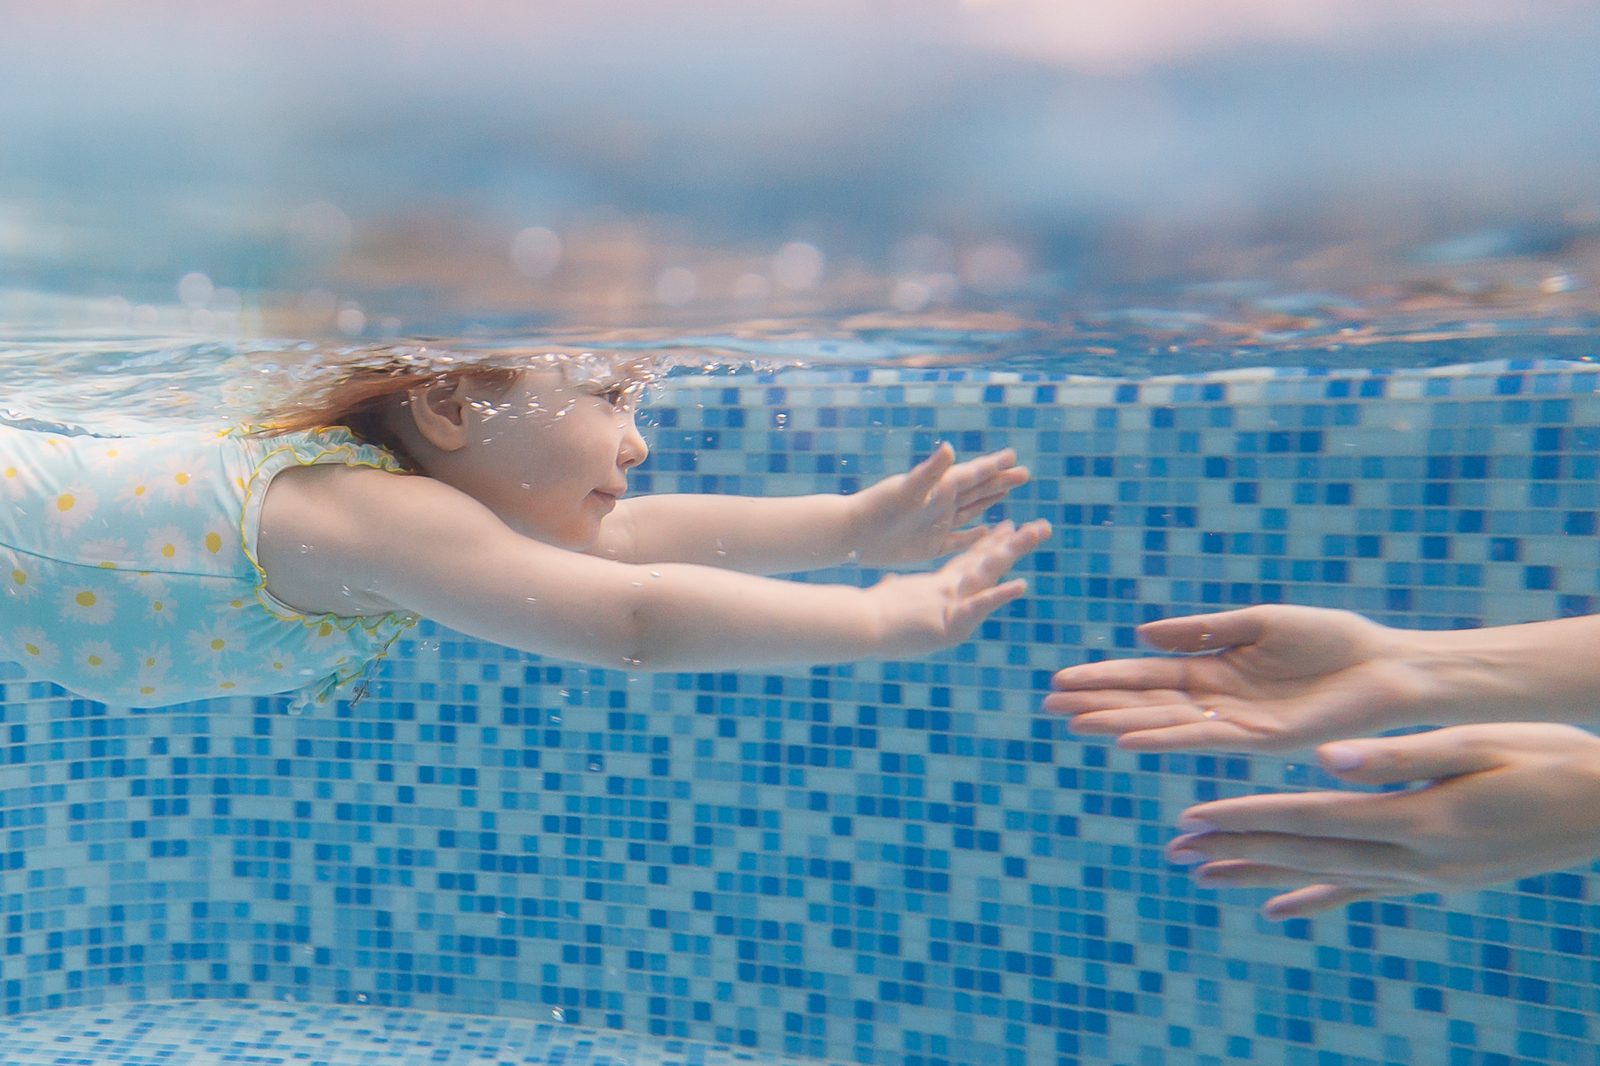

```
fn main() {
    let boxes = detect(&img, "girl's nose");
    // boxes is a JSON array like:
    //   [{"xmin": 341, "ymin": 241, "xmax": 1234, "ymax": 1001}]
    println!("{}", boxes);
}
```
[{"xmin": 619, "ymin": 419, "xmax": 648, "ymax": 469}]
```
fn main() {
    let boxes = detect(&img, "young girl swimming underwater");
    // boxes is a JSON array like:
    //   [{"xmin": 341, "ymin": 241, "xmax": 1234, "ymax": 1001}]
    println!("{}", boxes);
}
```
[{"xmin": 1, "ymin": 352, "xmax": 1050, "ymax": 711}]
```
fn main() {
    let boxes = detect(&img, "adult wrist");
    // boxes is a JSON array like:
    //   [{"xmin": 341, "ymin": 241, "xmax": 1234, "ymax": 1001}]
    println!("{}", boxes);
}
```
[{"xmin": 1394, "ymin": 628, "xmax": 1549, "ymax": 727}]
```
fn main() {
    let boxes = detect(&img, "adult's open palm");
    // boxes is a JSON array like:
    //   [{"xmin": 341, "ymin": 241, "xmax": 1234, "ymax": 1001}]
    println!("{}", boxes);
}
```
[{"xmin": 1043, "ymin": 605, "xmax": 1427, "ymax": 752}]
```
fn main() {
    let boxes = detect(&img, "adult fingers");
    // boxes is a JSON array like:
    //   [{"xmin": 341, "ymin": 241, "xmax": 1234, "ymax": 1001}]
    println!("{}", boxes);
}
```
[
  {"xmin": 1041, "ymin": 688, "xmax": 1189, "ymax": 714},
  {"xmin": 1116, "ymin": 719, "xmax": 1275, "ymax": 752},
  {"xmin": 1188, "ymin": 860, "xmax": 1407, "ymax": 892},
  {"xmin": 1315, "ymin": 727, "xmax": 1511, "ymax": 786},
  {"xmin": 1261, "ymin": 883, "xmax": 1388, "ymax": 920},
  {"xmin": 1062, "ymin": 705, "xmax": 1214, "ymax": 737},
  {"xmin": 1173, "ymin": 832, "xmax": 1419, "ymax": 879},
  {"xmin": 1135, "ymin": 608, "xmax": 1270, "ymax": 653},
  {"xmin": 1176, "ymin": 789, "xmax": 1421, "ymax": 843},
  {"xmin": 1049, "ymin": 657, "xmax": 1198, "ymax": 693}
]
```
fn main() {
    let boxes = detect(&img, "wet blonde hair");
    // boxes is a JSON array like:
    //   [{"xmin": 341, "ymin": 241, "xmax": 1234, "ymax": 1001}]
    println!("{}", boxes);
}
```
[
  {"xmin": 256, "ymin": 359, "xmax": 520, "ymax": 469},
  {"xmin": 253, "ymin": 348, "xmax": 652, "ymax": 470}
]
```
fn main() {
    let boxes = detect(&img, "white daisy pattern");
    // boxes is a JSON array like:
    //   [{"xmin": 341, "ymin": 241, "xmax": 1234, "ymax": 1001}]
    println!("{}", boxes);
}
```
[
  {"xmin": 71, "ymin": 639, "xmax": 124, "ymax": 679},
  {"xmin": 43, "ymin": 483, "xmax": 99, "ymax": 536},
  {"xmin": 6, "ymin": 625, "xmax": 60, "ymax": 671},
  {"xmin": 84, "ymin": 442, "xmax": 132, "ymax": 474},
  {"xmin": 143, "ymin": 526, "xmax": 193, "ymax": 568},
  {"xmin": 113, "ymin": 469, "xmax": 157, "ymax": 515},
  {"xmin": 149, "ymin": 453, "xmax": 207, "ymax": 507},
  {"xmin": 57, "ymin": 583, "xmax": 116, "ymax": 625},
  {"xmin": 0, "ymin": 459, "xmax": 34, "ymax": 501},
  {"xmin": 0, "ymin": 424, "xmax": 416, "ymax": 706},
  {"xmin": 131, "ymin": 643, "xmax": 174, "ymax": 702},
  {"xmin": 1, "ymin": 547, "xmax": 41, "ymax": 604}
]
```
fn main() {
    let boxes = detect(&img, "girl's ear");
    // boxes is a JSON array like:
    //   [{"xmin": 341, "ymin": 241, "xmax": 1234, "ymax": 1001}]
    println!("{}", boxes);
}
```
[{"xmin": 405, "ymin": 378, "xmax": 470, "ymax": 452}]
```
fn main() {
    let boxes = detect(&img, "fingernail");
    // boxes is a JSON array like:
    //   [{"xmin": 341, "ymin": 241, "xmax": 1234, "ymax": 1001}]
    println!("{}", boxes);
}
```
[
  {"xmin": 1168, "ymin": 849, "xmax": 1207, "ymax": 866},
  {"xmin": 1320, "ymin": 744, "xmax": 1364, "ymax": 772},
  {"xmin": 1176, "ymin": 817, "xmax": 1216, "ymax": 834}
]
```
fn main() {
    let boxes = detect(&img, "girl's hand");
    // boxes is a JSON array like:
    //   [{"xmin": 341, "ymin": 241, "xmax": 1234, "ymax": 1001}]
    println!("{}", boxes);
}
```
[
  {"xmin": 868, "ymin": 519, "xmax": 1052, "ymax": 656},
  {"xmin": 1165, "ymin": 723, "xmax": 1600, "ymax": 918},
  {"xmin": 1042, "ymin": 605, "xmax": 1426, "ymax": 752},
  {"xmin": 851, "ymin": 443, "xmax": 1030, "ymax": 567}
]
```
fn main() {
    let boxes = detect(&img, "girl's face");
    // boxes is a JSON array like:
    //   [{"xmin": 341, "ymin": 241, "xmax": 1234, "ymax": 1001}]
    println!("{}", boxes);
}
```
[{"xmin": 399, "ymin": 361, "xmax": 650, "ymax": 549}]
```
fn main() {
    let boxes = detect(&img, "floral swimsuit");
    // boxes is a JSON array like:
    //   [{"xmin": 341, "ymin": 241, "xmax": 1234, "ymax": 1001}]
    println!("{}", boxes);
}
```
[{"xmin": 0, "ymin": 423, "xmax": 417, "ymax": 710}]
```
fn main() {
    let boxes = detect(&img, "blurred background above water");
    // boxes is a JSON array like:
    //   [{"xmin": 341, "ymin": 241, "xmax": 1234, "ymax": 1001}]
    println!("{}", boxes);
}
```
[{"xmin": 2, "ymin": 0, "xmax": 1599, "ymax": 370}]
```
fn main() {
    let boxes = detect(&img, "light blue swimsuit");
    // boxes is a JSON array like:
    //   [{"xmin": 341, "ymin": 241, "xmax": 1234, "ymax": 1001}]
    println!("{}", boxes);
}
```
[{"xmin": 0, "ymin": 423, "xmax": 417, "ymax": 709}]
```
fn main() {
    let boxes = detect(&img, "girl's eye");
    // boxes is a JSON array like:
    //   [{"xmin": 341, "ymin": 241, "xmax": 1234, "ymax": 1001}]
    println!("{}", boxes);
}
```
[{"xmin": 605, "ymin": 386, "xmax": 631, "ymax": 407}]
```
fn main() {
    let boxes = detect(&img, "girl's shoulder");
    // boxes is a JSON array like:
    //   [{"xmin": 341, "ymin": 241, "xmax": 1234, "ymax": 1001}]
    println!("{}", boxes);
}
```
[{"xmin": 234, "ymin": 424, "xmax": 408, "ymax": 477}]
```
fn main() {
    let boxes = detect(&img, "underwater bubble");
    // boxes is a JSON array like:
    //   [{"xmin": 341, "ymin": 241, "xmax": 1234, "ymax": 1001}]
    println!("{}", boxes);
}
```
[
  {"xmin": 891, "ymin": 279, "xmax": 932, "ymax": 312},
  {"xmin": 288, "ymin": 201, "xmax": 353, "ymax": 263},
  {"xmin": 772, "ymin": 242, "xmax": 824, "ymax": 291},
  {"xmin": 655, "ymin": 267, "xmax": 698, "ymax": 307},
  {"xmin": 511, "ymin": 226, "xmax": 564, "ymax": 278},
  {"xmin": 962, "ymin": 242, "xmax": 1026, "ymax": 295},
  {"xmin": 177, "ymin": 272, "xmax": 213, "ymax": 310},
  {"xmin": 336, "ymin": 304, "xmax": 366, "ymax": 336}
]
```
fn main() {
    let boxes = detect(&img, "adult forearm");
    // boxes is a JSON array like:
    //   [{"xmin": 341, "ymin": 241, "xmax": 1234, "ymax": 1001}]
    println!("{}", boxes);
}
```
[{"xmin": 1399, "ymin": 615, "xmax": 1600, "ymax": 727}]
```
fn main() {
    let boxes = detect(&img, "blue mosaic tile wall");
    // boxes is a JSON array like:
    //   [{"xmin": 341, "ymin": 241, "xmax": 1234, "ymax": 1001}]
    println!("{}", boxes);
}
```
[{"xmin": 3, "ymin": 359, "xmax": 1600, "ymax": 1066}]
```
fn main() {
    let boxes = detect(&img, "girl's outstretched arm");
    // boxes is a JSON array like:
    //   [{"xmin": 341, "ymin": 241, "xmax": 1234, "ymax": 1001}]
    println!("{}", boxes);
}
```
[
  {"xmin": 589, "ymin": 443, "xmax": 1028, "ymax": 573},
  {"xmin": 260, "ymin": 465, "xmax": 1051, "ymax": 672}
]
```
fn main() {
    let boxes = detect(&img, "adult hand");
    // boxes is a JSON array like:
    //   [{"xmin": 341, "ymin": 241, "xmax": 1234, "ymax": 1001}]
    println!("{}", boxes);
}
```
[
  {"xmin": 1164, "ymin": 723, "xmax": 1600, "ymax": 918},
  {"xmin": 851, "ymin": 443, "xmax": 1030, "ymax": 567},
  {"xmin": 869, "ymin": 519, "xmax": 1052, "ymax": 656},
  {"xmin": 1042, "ymin": 605, "xmax": 1430, "ymax": 752}
]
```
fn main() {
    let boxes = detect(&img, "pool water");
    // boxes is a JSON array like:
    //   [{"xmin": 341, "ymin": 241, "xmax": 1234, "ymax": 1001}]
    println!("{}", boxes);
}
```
[{"xmin": 3, "ymin": 340, "xmax": 1600, "ymax": 1066}]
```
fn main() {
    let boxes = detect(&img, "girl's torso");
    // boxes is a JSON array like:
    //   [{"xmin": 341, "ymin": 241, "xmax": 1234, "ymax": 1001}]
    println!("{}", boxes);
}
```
[{"xmin": 0, "ymin": 423, "xmax": 416, "ymax": 709}]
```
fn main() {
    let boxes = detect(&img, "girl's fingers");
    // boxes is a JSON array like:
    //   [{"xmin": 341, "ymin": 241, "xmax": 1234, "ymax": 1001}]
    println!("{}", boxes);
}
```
[
  {"xmin": 939, "ymin": 527, "xmax": 989, "ymax": 554},
  {"xmin": 954, "ymin": 495, "xmax": 1005, "ymax": 522},
  {"xmin": 970, "ymin": 579, "xmax": 1027, "ymax": 612},
  {"xmin": 956, "ymin": 520, "xmax": 1047, "ymax": 588},
  {"xmin": 955, "ymin": 464, "xmax": 1027, "ymax": 499},
  {"xmin": 908, "ymin": 443, "xmax": 957, "ymax": 496}
]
